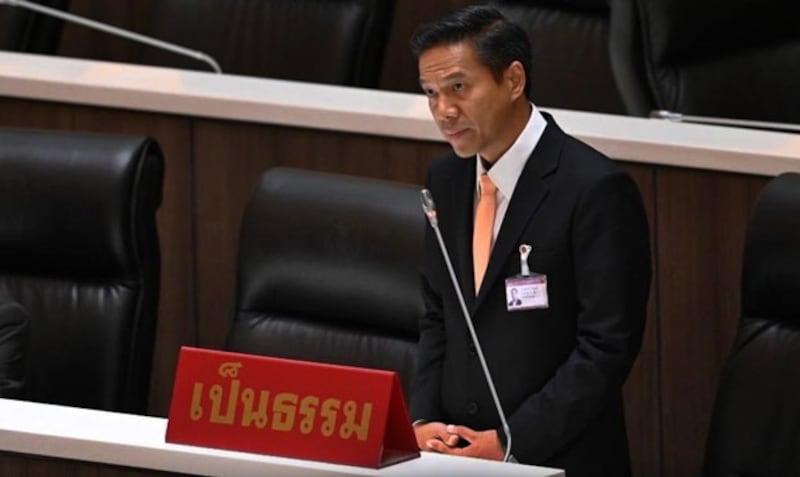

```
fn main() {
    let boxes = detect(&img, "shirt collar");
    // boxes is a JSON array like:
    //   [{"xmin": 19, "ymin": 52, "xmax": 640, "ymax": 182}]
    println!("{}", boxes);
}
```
[{"xmin": 476, "ymin": 103, "xmax": 547, "ymax": 200}]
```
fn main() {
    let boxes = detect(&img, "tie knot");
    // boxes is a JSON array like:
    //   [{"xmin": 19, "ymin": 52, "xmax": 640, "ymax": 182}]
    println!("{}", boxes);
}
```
[{"xmin": 480, "ymin": 174, "xmax": 496, "ymax": 196}]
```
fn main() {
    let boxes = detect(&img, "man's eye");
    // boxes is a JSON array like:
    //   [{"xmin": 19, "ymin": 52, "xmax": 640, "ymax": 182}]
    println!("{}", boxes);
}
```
[
  {"xmin": 453, "ymin": 83, "xmax": 465, "ymax": 92},
  {"xmin": 423, "ymin": 88, "xmax": 436, "ymax": 97}
]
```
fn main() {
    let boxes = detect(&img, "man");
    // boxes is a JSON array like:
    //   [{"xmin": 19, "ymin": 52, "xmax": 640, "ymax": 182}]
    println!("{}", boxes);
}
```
[
  {"xmin": 0, "ymin": 289, "xmax": 27, "ymax": 398},
  {"xmin": 507, "ymin": 287, "xmax": 521, "ymax": 307},
  {"xmin": 409, "ymin": 6, "xmax": 651, "ymax": 476}
]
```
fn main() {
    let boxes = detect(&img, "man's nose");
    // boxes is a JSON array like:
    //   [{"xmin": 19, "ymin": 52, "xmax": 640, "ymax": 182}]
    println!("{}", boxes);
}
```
[{"xmin": 434, "ymin": 97, "xmax": 457, "ymax": 122}]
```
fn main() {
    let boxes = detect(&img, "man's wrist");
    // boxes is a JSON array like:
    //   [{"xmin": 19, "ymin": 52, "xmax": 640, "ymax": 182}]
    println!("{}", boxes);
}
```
[{"xmin": 495, "ymin": 426, "xmax": 518, "ymax": 462}]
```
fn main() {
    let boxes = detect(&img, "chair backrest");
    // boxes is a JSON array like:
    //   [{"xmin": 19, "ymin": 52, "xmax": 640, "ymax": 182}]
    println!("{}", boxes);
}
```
[
  {"xmin": 0, "ymin": 290, "xmax": 28, "ymax": 399},
  {"xmin": 703, "ymin": 172, "xmax": 800, "ymax": 477},
  {"xmin": 0, "ymin": 0, "xmax": 67, "ymax": 54},
  {"xmin": 609, "ymin": 0, "xmax": 800, "ymax": 123},
  {"xmin": 56, "ymin": 0, "xmax": 395, "ymax": 88},
  {"xmin": 491, "ymin": 0, "xmax": 626, "ymax": 114},
  {"xmin": 0, "ymin": 129, "xmax": 164, "ymax": 414},
  {"xmin": 226, "ymin": 168, "xmax": 424, "ymax": 395}
]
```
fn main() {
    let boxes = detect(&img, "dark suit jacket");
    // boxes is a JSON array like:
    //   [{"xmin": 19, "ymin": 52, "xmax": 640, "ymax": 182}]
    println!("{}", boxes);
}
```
[
  {"xmin": 410, "ymin": 114, "xmax": 651, "ymax": 477},
  {"xmin": 0, "ymin": 291, "xmax": 28, "ymax": 398}
]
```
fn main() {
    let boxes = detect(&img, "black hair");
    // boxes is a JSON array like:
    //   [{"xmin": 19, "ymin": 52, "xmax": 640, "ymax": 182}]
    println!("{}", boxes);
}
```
[{"xmin": 410, "ymin": 5, "xmax": 532, "ymax": 97}]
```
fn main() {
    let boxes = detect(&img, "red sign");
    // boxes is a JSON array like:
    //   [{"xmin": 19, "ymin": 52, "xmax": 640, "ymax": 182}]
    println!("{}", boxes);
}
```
[{"xmin": 165, "ymin": 346, "xmax": 419, "ymax": 468}]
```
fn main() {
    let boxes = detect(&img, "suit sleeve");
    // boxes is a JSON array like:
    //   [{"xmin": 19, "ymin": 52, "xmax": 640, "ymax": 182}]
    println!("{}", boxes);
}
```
[{"xmin": 506, "ymin": 170, "xmax": 651, "ymax": 462}]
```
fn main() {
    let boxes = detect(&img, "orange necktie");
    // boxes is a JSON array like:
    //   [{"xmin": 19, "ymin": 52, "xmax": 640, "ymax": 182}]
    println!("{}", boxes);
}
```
[{"xmin": 473, "ymin": 173, "xmax": 497, "ymax": 294}]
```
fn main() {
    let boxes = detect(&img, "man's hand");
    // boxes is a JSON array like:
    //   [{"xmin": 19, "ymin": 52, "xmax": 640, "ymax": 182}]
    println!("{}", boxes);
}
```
[
  {"xmin": 428, "ymin": 424, "xmax": 505, "ymax": 461},
  {"xmin": 413, "ymin": 421, "xmax": 460, "ymax": 451}
]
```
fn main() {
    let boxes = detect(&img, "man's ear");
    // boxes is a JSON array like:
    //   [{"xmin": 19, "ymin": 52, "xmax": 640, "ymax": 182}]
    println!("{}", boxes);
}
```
[{"xmin": 505, "ymin": 61, "xmax": 526, "ymax": 101}]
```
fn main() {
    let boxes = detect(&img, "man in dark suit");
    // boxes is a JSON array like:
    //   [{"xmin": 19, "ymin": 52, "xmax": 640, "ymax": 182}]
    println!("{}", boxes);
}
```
[
  {"xmin": 0, "ymin": 289, "xmax": 27, "ymax": 398},
  {"xmin": 409, "ymin": 6, "xmax": 651, "ymax": 476}
]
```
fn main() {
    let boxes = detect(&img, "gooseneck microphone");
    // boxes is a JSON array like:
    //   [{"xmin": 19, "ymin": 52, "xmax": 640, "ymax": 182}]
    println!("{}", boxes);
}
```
[
  {"xmin": 0, "ymin": 0, "xmax": 222, "ymax": 74},
  {"xmin": 420, "ymin": 188, "xmax": 512, "ymax": 462}
]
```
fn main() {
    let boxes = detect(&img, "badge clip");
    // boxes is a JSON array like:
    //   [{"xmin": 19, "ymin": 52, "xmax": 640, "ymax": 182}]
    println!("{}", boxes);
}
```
[{"xmin": 519, "ymin": 244, "xmax": 532, "ymax": 276}]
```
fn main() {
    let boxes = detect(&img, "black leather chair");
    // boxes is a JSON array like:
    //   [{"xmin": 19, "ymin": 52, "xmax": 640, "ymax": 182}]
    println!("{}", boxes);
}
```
[
  {"xmin": 225, "ymin": 168, "xmax": 424, "ymax": 395},
  {"xmin": 491, "ymin": 0, "xmax": 627, "ymax": 114},
  {"xmin": 609, "ymin": 0, "xmax": 800, "ymax": 123},
  {"xmin": 56, "ymin": 0, "xmax": 395, "ymax": 88},
  {"xmin": 0, "ymin": 0, "xmax": 67, "ymax": 54},
  {"xmin": 0, "ymin": 129, "xmax": 164, "ymax": 414},
  {"xmin": 703, "ymin": 172, "xmax": 800, "ymax": 477},
  {"xmin": 0, "ymin": 290, "xmax": 28, "ymax": 399}
]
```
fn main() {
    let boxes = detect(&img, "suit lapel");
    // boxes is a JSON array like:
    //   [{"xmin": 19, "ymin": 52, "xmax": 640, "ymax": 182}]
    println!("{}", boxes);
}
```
[
  {"xmin": 474, "ymin": 117, "xmax": 564, "ymax": 310},
  {"xmin": 444, "ymin": 157, "xmax": 476, "ymax": 309}
]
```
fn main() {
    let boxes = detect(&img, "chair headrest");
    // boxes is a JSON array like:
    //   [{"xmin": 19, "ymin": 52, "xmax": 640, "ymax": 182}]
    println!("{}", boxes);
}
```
[
  {"xmin": 235, "ymin": 168, "xmax": 425, "ymax": 337},
  {"xmin": 494, "ymin": 0, "xmax": 609, "ymax": 13},
  {"xmin": 0, "ymin": 129, "xmax": 163, "ymax": 278},
  {"xmin": 741, "ymin": 172, "xmax": 800, "ymax": 324},
  {"xmin": 143, "ymin": 0, "xmax": 395, "ymax": 87},
  {"xmin": 635, "ymin": 0, "xmax": 800, "ymax": 65}
]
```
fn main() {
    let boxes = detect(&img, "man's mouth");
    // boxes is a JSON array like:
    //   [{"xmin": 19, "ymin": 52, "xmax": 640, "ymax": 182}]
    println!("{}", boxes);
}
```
[{"xmin": 443, "ymin": 128, "xmax": 468, "ymax": 140}]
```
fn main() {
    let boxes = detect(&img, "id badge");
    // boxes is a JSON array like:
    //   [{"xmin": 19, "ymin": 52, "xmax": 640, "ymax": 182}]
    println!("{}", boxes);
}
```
[
  {"xmin": 506, "ymin": 244, "xmax": 549, "ymax": 311},
  {"xmin": 506, "ymin": 274, "xmax": 548, "ymax": 311}
]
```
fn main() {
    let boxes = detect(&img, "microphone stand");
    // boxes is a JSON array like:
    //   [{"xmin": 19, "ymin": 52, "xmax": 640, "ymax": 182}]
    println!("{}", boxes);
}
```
[
  {"xmin": 420, "ymin": 189, "xmax": 512, "ymax": 462},
  {"xmin": 0, "ymin": 0, "xmax": 222, "ymax": 73}
]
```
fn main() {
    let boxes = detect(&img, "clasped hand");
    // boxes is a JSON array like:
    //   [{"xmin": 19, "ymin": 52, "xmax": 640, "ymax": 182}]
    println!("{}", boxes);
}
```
[{"xmin": 413, "ymin": 421, "xmax": 504, "ymax": 460}]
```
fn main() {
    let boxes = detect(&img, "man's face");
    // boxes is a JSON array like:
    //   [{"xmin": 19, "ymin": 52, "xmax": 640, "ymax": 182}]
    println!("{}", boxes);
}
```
[{"xmin": 418, "ymin": 41, "xmax": 517, "ymax": 162}]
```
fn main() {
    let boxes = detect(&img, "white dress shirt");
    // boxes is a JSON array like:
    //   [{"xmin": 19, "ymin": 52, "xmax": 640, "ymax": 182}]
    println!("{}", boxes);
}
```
[{"xmin": 475, "ymin": 104, "xmax": 547, "ymax": 243}]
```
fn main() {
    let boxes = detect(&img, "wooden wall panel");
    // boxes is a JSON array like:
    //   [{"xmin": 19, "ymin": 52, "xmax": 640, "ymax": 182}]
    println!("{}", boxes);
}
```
[
  {"xmin": 0, "ymin": 98, "xmax": 195, "ymax": 417},
  {"xmin": 192, "ymin": 121, "xmax": 271, "ymax": 351},
  {"xmin": 0, "ymin": 97, "xmax": 73, "ymax": 128},
  {"xmin": 620, "ymin": 163, "xmax": 661, "ymax": 477},
  {"xmin": 656, "ymin": 168, "xmax": 768, "ymax": 477}
]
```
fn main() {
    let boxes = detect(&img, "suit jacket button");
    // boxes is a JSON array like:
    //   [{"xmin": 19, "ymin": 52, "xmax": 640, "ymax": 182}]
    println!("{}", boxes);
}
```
[
  {"xmin": 467, "ymin": 402, "xmax": 479, "ymax": 415},
  {"xmin": 468, "ymin": 343, "xmax": 477, "ymax": 357}
]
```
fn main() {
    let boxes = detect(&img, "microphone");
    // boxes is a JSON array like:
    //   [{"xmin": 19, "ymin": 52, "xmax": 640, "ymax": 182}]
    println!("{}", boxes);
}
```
[
  {"xmin": 420, "ymin": 188, "xmax": 512, "ymax": 462},
  {"xmin": 0, "ymin": 0, "xmax": 222, "ymax": 74}
]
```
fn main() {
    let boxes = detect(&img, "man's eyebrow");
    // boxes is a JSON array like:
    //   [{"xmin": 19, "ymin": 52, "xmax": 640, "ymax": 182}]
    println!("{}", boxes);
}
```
[
  {"xmin": 441, "ymin": 71, "xmax": 467, "ymax": 81},
  {"xmin": 419, "ymin": 71, "xmax": 468, "ymax": 86}
]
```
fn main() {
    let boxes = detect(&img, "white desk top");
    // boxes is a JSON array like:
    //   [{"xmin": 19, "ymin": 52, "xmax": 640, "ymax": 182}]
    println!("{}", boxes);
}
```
[
  {"xmin": 1, "ymin": 51, "xmax": 799, "ymax": 176},
  {"xmin": 0, "ymin": 398, "xmax": 563, "ymax": 477}
]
